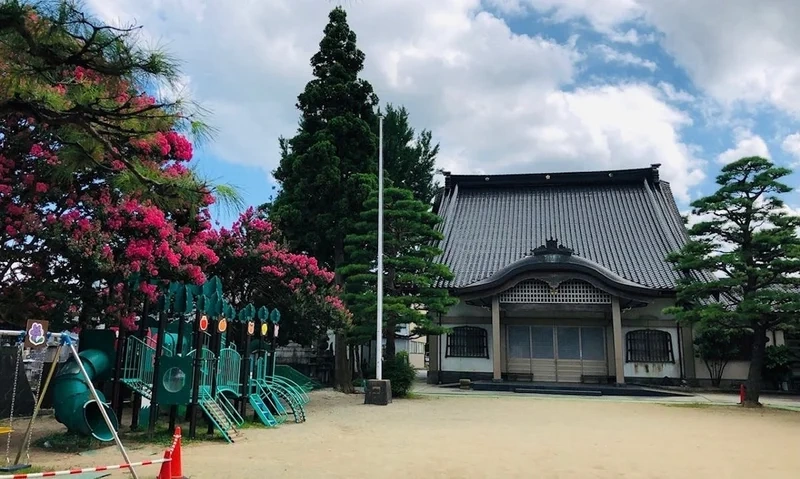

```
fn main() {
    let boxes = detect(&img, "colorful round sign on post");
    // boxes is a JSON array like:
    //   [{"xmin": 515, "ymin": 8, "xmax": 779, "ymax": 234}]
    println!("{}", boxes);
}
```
[
  {"xmin": 247, "ymin": 321, "xmax": 255, "ymax": 336},
  {"xmin": 260, "ymin": 323, "xmax": 268, "ymax": 336},
  {"xmin": 199, "ymin": 315, "xmax": 209, "ymax": 332},
  {"xmin": 218, "ymin": 318, "xmax": 227, "ymax": 333}
]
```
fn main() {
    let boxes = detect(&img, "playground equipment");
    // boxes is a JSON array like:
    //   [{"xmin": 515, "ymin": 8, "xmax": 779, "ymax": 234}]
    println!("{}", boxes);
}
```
[
  {"xmin": 52, "ymin": 348, "xmax": 118, "ymax": 441},
  {"xmin": 274, "ymin": 364, "xmax": 324, "ymax": 392},
  {"xmin": 252, "ymin": 355, "xmax": 308, "ymax": 424},
  {"xmin": 1, "ymin": 323, "xmax": 57, "ymax": 473},
  {"xmin": 1, "ymin": 275, "xmax": 320, "ymax": 461},
  {"xmin": 1, "ymin": 330, "xmax": 141, "ymax": 479}
]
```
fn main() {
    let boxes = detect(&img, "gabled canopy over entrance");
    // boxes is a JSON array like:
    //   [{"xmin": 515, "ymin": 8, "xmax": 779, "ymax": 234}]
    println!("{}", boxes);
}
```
[{"xmin": 456, "ymin": 239, "xmax": 673, "ymax": 307}]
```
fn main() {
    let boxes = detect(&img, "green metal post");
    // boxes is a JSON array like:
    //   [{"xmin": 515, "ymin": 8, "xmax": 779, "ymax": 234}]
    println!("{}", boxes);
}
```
[
  {"xmin": 130, "ymin": 297, "xmax": 149, "ymax": 431},
  {"xmin": 188, "ymin": 309, "xmax": 203, "ymax": 438},
  {"xmin": 148, "ymin": 311, "xmax": 167, "ymax": 436}
]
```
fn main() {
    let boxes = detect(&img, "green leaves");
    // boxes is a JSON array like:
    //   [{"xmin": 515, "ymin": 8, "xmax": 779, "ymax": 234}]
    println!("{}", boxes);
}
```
[
  {"xmin": 270, "ymin": 7, "xmax": 379, "ymax": 269},
  {"xmin": 667, "ymin": 156, "xmax": 800, "ymax": 333},
  {"xmin": 342, "ymin": 186, "xmax": 457, "ymax": 345},
  {"xmin": 379, "ymin": 104, "xmax": 440, "ymax": 204}
]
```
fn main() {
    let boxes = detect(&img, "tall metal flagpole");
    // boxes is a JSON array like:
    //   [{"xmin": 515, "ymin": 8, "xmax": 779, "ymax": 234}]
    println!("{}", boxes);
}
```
[{"xmin": 376, "ymin": 114, "xmax": 384, "ymax": 381}]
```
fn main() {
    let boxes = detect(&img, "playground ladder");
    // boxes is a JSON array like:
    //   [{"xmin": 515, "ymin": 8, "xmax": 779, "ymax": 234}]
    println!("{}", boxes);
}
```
[
  {"xmin": 257, "ymin": 379, "xmax": 306, "ymax": 423},
  {"xmin": 248, "ymin": 394, "xmax": 279, "ymax": 427},
  {"xmin": 252, "ymin": 382, "xmax": 287, "ymax": 424},
  {"xmin": 198, "ymin": 391, "xmax": 242, "ymax": 443}
]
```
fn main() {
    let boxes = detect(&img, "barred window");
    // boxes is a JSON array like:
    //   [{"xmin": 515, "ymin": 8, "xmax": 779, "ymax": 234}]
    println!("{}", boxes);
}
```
[
  {"xmin": 626, "ymin": 329, "xmax": 674, "ymax": 363},
  {"xmin": 446, "ymin": 326, "xmax": 489, "ymax": 358}
]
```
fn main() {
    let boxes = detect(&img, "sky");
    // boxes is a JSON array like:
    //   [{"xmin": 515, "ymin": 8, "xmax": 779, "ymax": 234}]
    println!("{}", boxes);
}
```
[{"xmin": 84, "ymin": 0, "xmax": 800, "ymax": 225}]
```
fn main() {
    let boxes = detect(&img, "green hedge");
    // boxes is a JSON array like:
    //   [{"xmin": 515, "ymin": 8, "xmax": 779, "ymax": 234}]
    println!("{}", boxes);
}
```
[{"xmin": 384, "ymin": 351, "xmax": 416, "ymax": 397}]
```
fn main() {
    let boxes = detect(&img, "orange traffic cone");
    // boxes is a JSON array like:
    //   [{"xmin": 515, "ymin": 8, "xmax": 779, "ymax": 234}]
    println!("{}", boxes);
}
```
[
  {"xmin": 157, "ymin": 449, "xmax": 173, "ymax": 479},
  {"xmin": 171, "ymin": 427, "xmax": 187, "ymax": 479}
]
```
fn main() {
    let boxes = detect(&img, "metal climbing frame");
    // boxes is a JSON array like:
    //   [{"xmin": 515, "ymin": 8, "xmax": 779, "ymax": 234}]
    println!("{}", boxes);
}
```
[
  {"xmin": 121, "ymin": 336, "xmax": 173, "ymax": 398},
  {"xmin": 252, "ymin": 355, "xmax": 307, "ymax": 423},
  {"xmin": 273, "ymin": 365, "xmax": 323, "ymax": 392},
  {"xmin": 186, "ymin": 348, "xmax": 214, "ymax": 395}
]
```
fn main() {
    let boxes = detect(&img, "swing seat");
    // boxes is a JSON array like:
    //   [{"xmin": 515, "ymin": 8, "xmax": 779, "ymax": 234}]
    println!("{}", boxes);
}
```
[
  {"xmin": 0, "ymin": 427, "xmax": 12, "ymax": 434},
  {"xmin": 0, "ymin": 463, "xmax": 30, "ymax": 473}
]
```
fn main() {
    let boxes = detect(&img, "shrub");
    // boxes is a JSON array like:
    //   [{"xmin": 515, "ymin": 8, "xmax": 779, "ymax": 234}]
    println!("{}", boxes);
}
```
[
  {"xmin": 763, "ymin": 344, "xmax": 793, "ymax": 389},
  {"xmin": 693, "ymin": 325, "xmax": 743, "ymax": 387},
  {"xmin": 384, "ymin": 351, "xmax": 416, "ymax": 397}
]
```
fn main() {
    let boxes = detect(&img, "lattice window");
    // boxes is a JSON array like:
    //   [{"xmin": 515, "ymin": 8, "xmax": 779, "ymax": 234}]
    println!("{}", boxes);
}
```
[
  {"xmin": 446, "ymin": 326, "xmax": 489, "ymax": 358},
  {"xmin": 626, "ymin": 329, "xmax": 674, "ymax": 363},
  {"xmin": 498, "ymin": 279, "xmax": 611, "ymax": 304}
]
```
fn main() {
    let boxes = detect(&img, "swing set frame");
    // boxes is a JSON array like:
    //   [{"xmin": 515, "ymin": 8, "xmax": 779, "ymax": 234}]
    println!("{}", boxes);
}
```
[
  {"xmin": 0, "ymin": 330, "xmax": 140, "ymax": 479},
  {"xmin": 0, "ymin": 331, "xmax": 60, "ymax": 473}
]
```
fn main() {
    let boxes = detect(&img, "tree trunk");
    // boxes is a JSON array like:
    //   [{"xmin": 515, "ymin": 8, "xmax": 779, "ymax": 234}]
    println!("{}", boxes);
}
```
[
  {"xmin": 334, "ymin": 331, "xmax": 353, "ymax": 393},
  {"xmin": 332, "ymin": 238, "xmax": 353, "ymax": 392},
  {"xmin": 354, "ymin": 345, "xmax": 363, "ymax": 381},
  {"xmin": 385, "ymin": 322, "xmax": 396, "ymax": 359},
  {"xmin": 705, "ymin": 359, "xmax": 728, "ymax": 388},
  {"xmin": 744, "ymin": 326, "xmax": 768, "ymax": 407}
]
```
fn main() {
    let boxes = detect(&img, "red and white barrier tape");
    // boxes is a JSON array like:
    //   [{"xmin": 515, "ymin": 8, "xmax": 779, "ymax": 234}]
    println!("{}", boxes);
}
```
[{"xmin": 0, "ymin": 458, "xmax": 169, "ymax": 479}]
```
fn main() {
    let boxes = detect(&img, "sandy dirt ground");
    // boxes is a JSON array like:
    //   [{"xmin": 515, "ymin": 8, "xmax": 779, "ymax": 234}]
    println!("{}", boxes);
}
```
[{"xmin": 7, "ymin": 390, "xmax": 800, "ymax": 479}]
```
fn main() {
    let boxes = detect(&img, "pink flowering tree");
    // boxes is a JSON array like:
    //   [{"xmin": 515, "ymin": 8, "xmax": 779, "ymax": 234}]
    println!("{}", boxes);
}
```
[
  {"xmin": 0, "ymin": 2, "xmax": 238, "ymax": 328},
  {"xmin": 208, "ymin": 207, "xmax": 350, "ymax": 346}
]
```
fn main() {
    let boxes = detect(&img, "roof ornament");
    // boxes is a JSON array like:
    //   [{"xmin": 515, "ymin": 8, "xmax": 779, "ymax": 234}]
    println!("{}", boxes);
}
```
[{"xmin": 531, "ymin": 238, "xmax": 574, "ymax": 256}]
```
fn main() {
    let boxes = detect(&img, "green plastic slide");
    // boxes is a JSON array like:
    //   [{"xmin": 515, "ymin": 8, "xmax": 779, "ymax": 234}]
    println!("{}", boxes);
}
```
[{"xmin": 52, "ymin": 349, "xmax": 119, "ymax": 441}]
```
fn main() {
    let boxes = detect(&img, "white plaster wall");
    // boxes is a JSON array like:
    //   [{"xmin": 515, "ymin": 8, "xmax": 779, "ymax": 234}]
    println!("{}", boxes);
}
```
[
  {"xmin": 408, "ymin": 352, "xmax": 425, "ymax": 369},
  {"xmin": 622, "ymin": 298, "xmax": 676, "ymax": 321},
  {"xmin": 622, "ymin": 326, "xmax": 681, "ymax": 379},
  {"xmin": 445, "ymin": 301, "xmax": 491, "ymax": 318},
  {"xmin": 694, "ymin": 359, "xmax": 751, "ymax": 381},
  {"xmin": 439, "ymin": 324, "xmax": 493, "ymax": 372}
]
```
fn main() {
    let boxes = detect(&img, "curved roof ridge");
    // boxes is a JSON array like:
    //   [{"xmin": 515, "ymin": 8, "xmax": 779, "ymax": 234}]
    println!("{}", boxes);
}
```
[{"xmin": 462, "ymin": 245, "xmax": 654, "ymax": 293}]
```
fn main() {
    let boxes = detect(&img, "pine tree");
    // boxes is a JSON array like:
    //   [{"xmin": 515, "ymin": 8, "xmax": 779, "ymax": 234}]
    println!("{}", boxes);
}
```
[
  {"xmin": 271, "ymin": 7, "xmax": 379, "ymax": 270},
  {"xmin": 665, "ymin": 156, "xmax": 800, "ymax": 406},
  {"xmin": 381, "ymin": 104, "xmax": 439, "ymax": 204},
  {"xmin": 341, "ymin": 187, "xmax": 457, "ymax": 359},
  {"xmin": 269, "ymin": 7, "xmax": 379, "ymax": 392}
]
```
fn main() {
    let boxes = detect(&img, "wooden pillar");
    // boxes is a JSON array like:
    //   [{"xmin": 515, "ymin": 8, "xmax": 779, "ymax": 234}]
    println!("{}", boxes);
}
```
[
  {"xmin": 611, "ymin": 296, "xmax": 625, "ymax": 384},
  {"xmin": 680, "ymin": 324, "xmax": 696, "ymax": 380},
  {"xmin": 428, "ymin": 334, "xmax": 439, "ymax": 383},
  {"xmin": 491, "ymin": 296, "xmax": 501, "ymax": 381}
]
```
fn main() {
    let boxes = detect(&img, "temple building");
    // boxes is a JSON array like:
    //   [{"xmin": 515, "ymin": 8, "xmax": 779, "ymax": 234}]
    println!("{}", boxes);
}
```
[{"xmin": 427, "ymin": 165, "xmax": 786, "ymax": 386}]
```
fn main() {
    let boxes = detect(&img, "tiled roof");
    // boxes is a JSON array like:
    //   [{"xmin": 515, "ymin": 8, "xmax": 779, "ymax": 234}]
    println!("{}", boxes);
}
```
[{"xmin": 434, "ymin": 165, "xmax": 691, "ymax": 290}]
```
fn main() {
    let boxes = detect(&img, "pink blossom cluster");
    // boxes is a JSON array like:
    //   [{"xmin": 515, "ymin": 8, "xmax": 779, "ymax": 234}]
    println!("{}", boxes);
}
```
[
  {"xmin": 209, "ymin": 207, "xmax": 348, "ymax": 317},
  {"xmin": 1, "ymin": 102, "xmax": 215, "ymax": 330},
  {"xmin": 128, "ymin": 130, "xmax": 193, "ymax": 163}
]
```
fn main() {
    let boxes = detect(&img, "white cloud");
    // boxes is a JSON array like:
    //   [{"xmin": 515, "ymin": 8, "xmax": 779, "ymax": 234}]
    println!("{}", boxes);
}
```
[
  {"xmin": 85, "ymin": 0, "xmax": 704, "ymax": 201},
  {"xmin": 518, "ymin": 0, "xmax": 642, "ymax": 31},
  {"xmin": 593, "ymin": 44, "xmax": 656, "ymax": 71},
  {"xmin": 716, "ymin": 129, "xmax": 770, "ymax": 164},
  {"xmin": 658, "ymin": 82, "xmax": 694, "ymax": 103},
  {"xmin": 510, "ymin": 0, "xmax": 800, "ymax": 114},
  {"xmin": 641, "ymin": 0, "xmax": 800, "ymax": 114},
  {"xmin": 606, "ymin": 28, "xmax": 655, "ymax": 45},
  {"xmin": 781, "ymin": 133, "xmax": 800, "ymax": 164}
]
